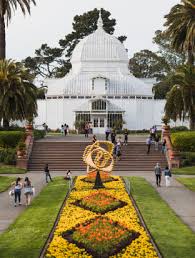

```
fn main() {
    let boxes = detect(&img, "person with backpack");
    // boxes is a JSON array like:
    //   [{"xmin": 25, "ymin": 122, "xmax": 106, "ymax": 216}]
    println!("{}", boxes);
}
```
[
  {"xmin": 164, "ymin": 166, "xmax": 172, "ymax": 187},
  {"xmin": 13, "ymin": 177, "xmax": 23, "ymax": 207},
  {"xmin": 154, "ymin": 163, "xmax": 162, "ymax": 187},
  {"xmin": 44, "ymin": 164, "xmax": 53, "ymax": 183}
]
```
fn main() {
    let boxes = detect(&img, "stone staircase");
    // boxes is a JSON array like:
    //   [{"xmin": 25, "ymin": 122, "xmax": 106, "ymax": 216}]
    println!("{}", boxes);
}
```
[{"xmin": 28, "ymin": 141, "xmax": 167, "ymax": 171}]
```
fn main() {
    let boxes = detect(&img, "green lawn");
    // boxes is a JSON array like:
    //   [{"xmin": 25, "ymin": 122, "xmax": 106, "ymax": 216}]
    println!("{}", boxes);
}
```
[
  {"xmin": 0, "ymin": 166, "xmax": 26, "ymax": 174},
  {"xmin": 176, "ymin": 177, "xmax": 195, "ymax": 191},
  {"xmin": 0, "ymin": 177, "xmax": 69, "ymax": 258},
  {"xmin": 172, "ymin": 166, "xmax": 195, "ymax": 175},
  {"xmin": 0, "ymin": 176, "xmax": 15, "ymax": 192},
  {"xmin": 128, "ymin": 177, "xmax": 195, "ymax": 258}
]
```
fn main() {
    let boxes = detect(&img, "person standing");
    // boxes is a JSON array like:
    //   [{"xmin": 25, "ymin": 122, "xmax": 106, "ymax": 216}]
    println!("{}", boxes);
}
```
[
  {"xmin": 92, "ymin": 135, "xmax": 97, "ymax": 143},
  {"xmin": 154, "ymin": 163, "xmax": 162, "ymax": 187},
  {"xmin": 61, "ymin": 124, "xmax": 64, "ymax": 135},
  {"xmin": 146, "ymin": 137, "xmax": 152, "ymax": 154},
  {"xmin": 23, "ymin": 177, "xmax": 33, "ymax": 206},
  {"xmin": 161, "ymin": 139, "xmax": 167, "ymax": 154},
  {"xmin": 124, "ymin": 130, "xmax": 128, "ymax": 145},
  {"xmin": 44, "ymin": 164, "xmax": 53, "ymax": 183},
  {"xmin": 13, "ymin": 177, "xmax": 23, "ymax": 207},
  {"xmin": 64, "ymin": 124, "xmax": 67, "ymax": 136},
  {"xmin": 164, "ymin": 166, "xmax": 172, "ymax": 187}
]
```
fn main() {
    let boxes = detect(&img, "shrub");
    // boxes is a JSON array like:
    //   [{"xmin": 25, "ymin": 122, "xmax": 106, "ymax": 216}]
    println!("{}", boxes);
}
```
[
  {"xmin": 0, "ymin": 148, "xmax": 16, "ymax": 165},
  {"xmin": 171, "ymin": 126, "xmax": 189, "ymax": 133},
  {"xmin": 171, "ymin": 131, "xmax": 195, "ymax": 152},
  {"xmin": 0, "ymin": 131, "xmax": 25, "ymax": 148},
  {"xmin": 33, "ymin": 130, "xmax": 46, "ymax": 140},
  {"xmin": 180, "ymin": 152, "xmax": 195, "ymax": 167},
  {"xmin": 0, "ymin": 126, "xmax": 25, "ymax": 132}
]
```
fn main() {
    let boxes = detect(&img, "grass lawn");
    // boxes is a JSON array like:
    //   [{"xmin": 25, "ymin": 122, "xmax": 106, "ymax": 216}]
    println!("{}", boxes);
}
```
[
  {"xmin": 0, "ymin": 176, "xmax": 15, "ymax": 192},
  {"xmin": 0, "ymin": 165, "xmax": 26, "ymax": 174},
  {"xmin": 129, "ymin": 177, "xmax": 195, "ymax": 258},
  {"xmin": 172, "ymin": 166, "xmax": 195, "ymax": 175},
  {"xmin": 176, "ymin": 177, "xmax": 195, "ymax": 191},
  {"xmin": 0, "ymin": 177, "xmax": 69, "ymax": 258}
]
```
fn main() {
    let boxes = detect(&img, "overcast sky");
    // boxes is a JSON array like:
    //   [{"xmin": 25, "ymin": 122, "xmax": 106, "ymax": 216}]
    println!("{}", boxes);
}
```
[{"xmin": 6, "ymin": 0, "xmax": 180, "ymax": 60}]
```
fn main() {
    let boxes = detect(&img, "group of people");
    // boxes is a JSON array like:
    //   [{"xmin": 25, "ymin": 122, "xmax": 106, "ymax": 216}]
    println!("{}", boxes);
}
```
[
  {"xmin": 10, "ymin": 177, "xmax": 34, "ymax": 207},
  {"xmin": 154, "ymin": 163, "xmax": 172, "ymax": 187},
  {"xmin": 105, "ymin": 128, "xmax": 128, "ymax": 145},
  {"xmin": 146, "ymin": 125, "xmax": 166, "ymax": 154},
  {"xmin": 61, "ymin": 123, "xmax": 69, "ymax": 136},
  {"xmin": 84, "ymin": 123, "xmax": 93, "ymax": 137}
]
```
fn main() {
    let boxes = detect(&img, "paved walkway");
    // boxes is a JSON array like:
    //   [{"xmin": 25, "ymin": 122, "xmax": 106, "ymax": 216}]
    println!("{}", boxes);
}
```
[{"xmin": 0, "ymin": 171, "xmax": 195, "ymax": 234}]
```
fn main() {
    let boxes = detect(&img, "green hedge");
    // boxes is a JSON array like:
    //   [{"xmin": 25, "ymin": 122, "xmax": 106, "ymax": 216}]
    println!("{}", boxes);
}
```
[
  {"xmin": 171, "ymin": 131, "xmax": 195, "ymax": 152},
  {"xmin": 180, "ymin": 152, "xmax": 195, "ymax": 167},
  {"xmin": 0, "ymin": 131, "xmax": 25, "ymax": 148},
  {"xmin": 171, "ymin": 126, "xmax": 189, "ymax": 133},
  {"xmin": 33, "ymin": 129, "xmax": 46, "ymax": 140},
  {"xmin": 0, "ymin": 148, "xmax": 16, "ymax": 165}
]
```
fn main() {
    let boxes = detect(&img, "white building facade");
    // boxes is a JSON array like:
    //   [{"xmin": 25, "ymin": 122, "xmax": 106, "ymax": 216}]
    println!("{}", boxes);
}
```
[{"xmin": 35, "ymin": 14, "xmax": 167, "ymax": 133}]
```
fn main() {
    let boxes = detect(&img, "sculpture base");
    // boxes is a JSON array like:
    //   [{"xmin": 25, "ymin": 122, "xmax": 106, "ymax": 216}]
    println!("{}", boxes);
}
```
[{"xmin": 93, "ymin": 170, "xmax": 105, "ymax": 189}]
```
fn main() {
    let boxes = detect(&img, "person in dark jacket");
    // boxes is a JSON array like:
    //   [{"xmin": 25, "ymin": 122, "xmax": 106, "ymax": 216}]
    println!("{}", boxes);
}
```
[{"xmin": 44, "ymin": 164, "xmax": 53, "ymax": 183}]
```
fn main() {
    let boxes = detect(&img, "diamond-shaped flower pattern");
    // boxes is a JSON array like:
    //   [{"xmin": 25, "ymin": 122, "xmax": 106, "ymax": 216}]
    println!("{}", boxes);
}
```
[
  {"xmin": 74, "ymin": 191, "xmax": 127, "ymax": 214},
  {"xmin": 63, "ymin": 216, "xmax": 140, "ymax": 258}
]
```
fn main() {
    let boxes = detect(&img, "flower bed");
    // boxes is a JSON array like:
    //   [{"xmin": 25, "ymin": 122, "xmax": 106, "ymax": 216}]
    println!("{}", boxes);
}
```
[
  {"xmin": 83, "ymin": 171, "xmax": 118, "ymax": 183},
  {"xmin": 46, "ymin": 176, "xmax": 158, "ymax": 258}
]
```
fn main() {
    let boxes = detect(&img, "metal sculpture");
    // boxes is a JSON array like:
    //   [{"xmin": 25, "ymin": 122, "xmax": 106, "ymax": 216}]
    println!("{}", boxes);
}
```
[{"xmin": 83, "ymin": 141, "xmax": 114, "ymax": 188}]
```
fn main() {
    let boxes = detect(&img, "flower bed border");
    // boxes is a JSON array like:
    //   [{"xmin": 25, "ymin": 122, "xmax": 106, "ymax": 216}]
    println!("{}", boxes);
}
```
[
  {"xmin": 81, "ymin": 176, "xmax": 119, "ymax": 183},
  {"xmin": 62, "ymin": 216, "xmax": 140, "ymax": 258},
  {"xmin": 122, "ymin": 178, "xmax": 162, "ymax": 258},
  {"xmin": 39, "ymin": 178, "xmax": 76, "ymax": 258}
]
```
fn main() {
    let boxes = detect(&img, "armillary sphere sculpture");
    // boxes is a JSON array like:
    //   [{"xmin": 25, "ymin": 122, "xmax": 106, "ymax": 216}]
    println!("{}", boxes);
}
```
[{"xmin": 83, "ymin": 141, "xmax": 114, "ymax": 189}]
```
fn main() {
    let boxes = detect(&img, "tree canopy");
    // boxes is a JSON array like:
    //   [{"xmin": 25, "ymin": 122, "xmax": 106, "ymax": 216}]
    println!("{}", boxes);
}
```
[
  {"xmin": 0, "ymin": 59, "xmax": 38, "ymax": 127},
  {"xmin": 164, "ymin": 0, "xmax": 195, "ymax": 65}
]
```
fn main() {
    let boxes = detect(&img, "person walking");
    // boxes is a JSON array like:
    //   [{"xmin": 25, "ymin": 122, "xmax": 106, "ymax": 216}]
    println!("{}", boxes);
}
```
[
  {"xmin": 124, "ymin": 130, "xmax": 128, "ymax": 145},
  {"xmin": 146, "ymin": 137, "xmax": 152, "ymax": 154},
  {"xmin": 44, "ymin": 164, "xmax": 53, "ymax": 183},
  {"xmin": 155, "ymin": 134, "xmax": 160, "ymax": 151},
  {"xmin": 92, "ymin": 135, "xmax": 97, "ymax": 143},
  {"xmin": 13, "ymin": 177, "xmax": 23, "ymax": 207},
  {"xmin": 111, "ymin": 130, "xmax": 116, "ymax": 144},
  {"xmin": 85, "ymin": 123, "xmax": 89, "ymax": 138},
  {"xmin": 105, "ymin": 128, "xmax": 110, "ymax": 141},
  {"xmin": 61, "ymin": 124, "xmax": 64, "ymax": 135},
  {"xmin": 154, "ymin": 163, "xmax": 162, "ymax": 187},
  {"xmin": 161, "ymin": 139, "xmax": 167, "ymax": 154},
  {"xmin": 164, "ymin": 166, "xmax": 172, "ymax": 187},
  {"xmin": 23, "ymin": 177, "xmax": 33, "ymax": 206},
  {"xmin": 115, "ymin": 143, "xmax": 122, "ymax": 161},
  {"xmin": 64, "ymin": 124, "xmax": 68, "ymax": 136}
]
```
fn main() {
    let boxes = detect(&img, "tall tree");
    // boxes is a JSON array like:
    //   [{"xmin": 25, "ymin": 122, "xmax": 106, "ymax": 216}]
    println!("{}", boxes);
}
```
[
  {"xmin": 0, "ymin": 0, "xmax": 36, "ymax": 59},
  {"xmin": 129, "ymin": 49, "xmax": 170, "ymax": 80},
  {"xmin": 164, "ymin": 65, "xmax": 195, "ymax": 129},
  {"xmin": 164, "ymin": 0, "xmax": 195, "ymax": 65},
  {"xmin": 153, "ymin": 30, "xmax": 186, "ymax": 69},
  {"xmin": 0, "ymin": 59, "xmax": 37, "ymax": 127},
  {"xmin": 24, "ymin": 8, "xmax": 126, "ymax": 78}
]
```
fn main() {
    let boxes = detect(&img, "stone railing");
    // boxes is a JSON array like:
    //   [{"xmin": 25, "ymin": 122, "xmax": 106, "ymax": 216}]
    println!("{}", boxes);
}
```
[
  {"xmin": 162, "ymin": 125, "xmax": 180, "ymax": 169},
  {"xmin": 16, "ymin": 125, "xmax": 34, "ymax": 170}
]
